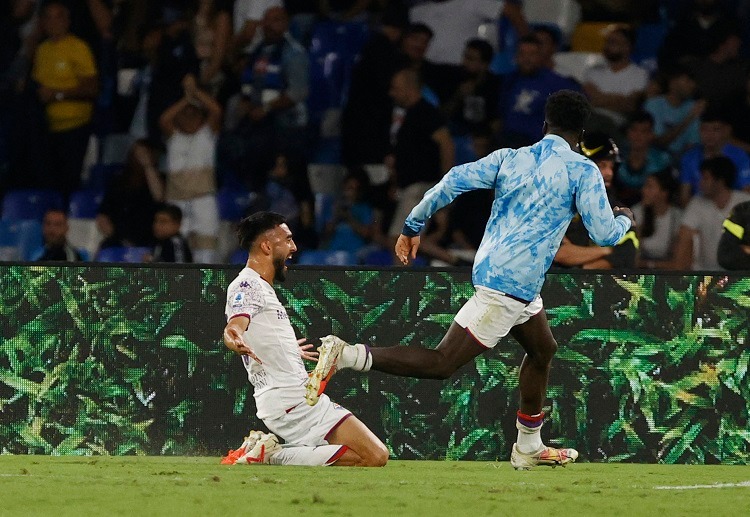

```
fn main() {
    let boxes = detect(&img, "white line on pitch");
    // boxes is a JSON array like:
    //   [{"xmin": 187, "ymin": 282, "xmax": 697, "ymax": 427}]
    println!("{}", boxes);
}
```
[{"xmin": 654, "ymin": 481, "xmax": 750, "ymax": 490}]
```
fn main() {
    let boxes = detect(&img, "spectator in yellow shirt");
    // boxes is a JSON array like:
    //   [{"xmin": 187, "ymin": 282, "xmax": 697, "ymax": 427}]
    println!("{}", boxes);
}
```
[{"xmin": 32, "ymin": 1, "xmax": 98, "ymax": 197}]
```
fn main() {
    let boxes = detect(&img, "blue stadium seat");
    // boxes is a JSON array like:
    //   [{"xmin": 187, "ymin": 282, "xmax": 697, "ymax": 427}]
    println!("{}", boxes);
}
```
[
  {"xmin": 229, "ymin": 248, "xmax": 247, "ymax": 265},
  {"xmin": 96, "ymin": 246, "xmax": 150, "ymax": 263},
  {"xmin": 314, "ymin": 192, "xmax": 336, "ymax": 234},
  {"xmin": 311, "ymin": 138, "xmax": 342, "ymax": 165},
  {"xmin": 363, "ymin": 249, "xmax": 394, "ymax": 266},
  {"xmin": 296, "ymin": 249, "xmax": 356, "ymax": 266},
  {"xmin": 86, "ymin": 163, "xmax": 124, "ymax": 191},
  {"xmin": 216, "ymin": 187, "xmax": 256, "ymax": 222},
  {"xmin": 633, "ymin": 22, "xmax": 668, "ymax": 73},
  {"xmin": 453, "ymin": 135, "xmax": 477, "ymax": 166},
  {"xmin": 69, "ymin": 190, "xmax": 104, "ymax": 219},
  {"xmin": 307, "ymin": 20, "xmax": 370, "ymax": 122},
  {"xmin": 0, "ymin": 219, "xmax": 43, "ymax": 260},
  {"xmin": 1, "ymin": 189, "xmax": 64, "ymax": 221}
]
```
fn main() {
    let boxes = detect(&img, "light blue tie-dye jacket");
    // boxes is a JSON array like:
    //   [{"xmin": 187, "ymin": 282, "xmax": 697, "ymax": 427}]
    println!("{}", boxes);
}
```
[{"xmin": 402, "ymin": 134, "xmax": 631, "ymax": 301}]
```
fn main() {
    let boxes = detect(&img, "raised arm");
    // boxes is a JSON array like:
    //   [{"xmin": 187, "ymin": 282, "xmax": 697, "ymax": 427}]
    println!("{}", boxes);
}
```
[
  {"xmin": 159, "ymin": 96, "xmax": 191, "ymax": 137},
  {"xmin": 402, "ymin": 149, "xmax": 505, "ymax": 237},
  {"xmin": 575, "ymin": 162, "xmax": 632, "ymax": 246},
  {"xmin": 187, "ymin": 82, "xmax": 223, "ymax": 132},
  {"xmin": 396, "ymin": 150, "xmax": 504, "ymax": 264}
]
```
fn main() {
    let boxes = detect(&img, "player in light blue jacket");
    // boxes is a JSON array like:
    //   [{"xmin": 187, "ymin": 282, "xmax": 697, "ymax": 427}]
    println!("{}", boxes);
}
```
[{"xmin": 308, "ymin": 90, "xmax": 636, "ymax": 469}]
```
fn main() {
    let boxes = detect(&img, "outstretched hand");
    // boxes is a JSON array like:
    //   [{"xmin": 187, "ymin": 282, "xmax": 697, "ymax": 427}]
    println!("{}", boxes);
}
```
[
  {"xmin": 613, "ymin": 206, "xmax": 636, "ymax": 230},
  {"xmin": 395, "ymin": 234, "xmax": 420, "ymax": 265},
  {"xmin": 224, "ymin": 325, "xmax": 262, "ymax": 364},
  {"xmin": 297, "ymin": 337, "xmax": 319, "ymax": 362}
]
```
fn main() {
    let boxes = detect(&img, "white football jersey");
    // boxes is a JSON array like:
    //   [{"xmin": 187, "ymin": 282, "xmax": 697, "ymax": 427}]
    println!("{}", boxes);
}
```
[{"xmin": 225, "ymin": 267, "xmax": 308, "ymax": 419}]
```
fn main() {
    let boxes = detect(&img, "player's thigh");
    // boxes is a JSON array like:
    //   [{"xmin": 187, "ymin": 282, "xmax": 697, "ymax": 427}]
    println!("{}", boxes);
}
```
[
  {"xmin": 264, "ymin": 395, "xmax": 350, "ymax": 446},
  {"xmin": 433, "ymin": 322, "xmax": 487, "ymax": 371},
  {"xmin": 509, "ymin": 307, "xmax": 557, "ymax": 358},
  {"xmin": 327, "ymin": 415, "xmax": 388, "ymax": 462}
]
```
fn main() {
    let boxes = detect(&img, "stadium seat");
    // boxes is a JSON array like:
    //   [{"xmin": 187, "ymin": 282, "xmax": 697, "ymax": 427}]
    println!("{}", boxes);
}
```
[
  {"xmin": 229, "ymin": 248, "xmax": 247, "ymax": 265},
  {"xmin": 523, "ymin": 0, "xmax": 582, "ymax": 44},
  {"xmin": 100, "ymin": 133, "xmax": 133, "ymax": 165},
  {"xmin": 307, "ymin": 163, "xmax": 347, "ymax": 195},
  {"xmin": 363, "ymin": 248, "xmax": 394, "ymax": 266},
  {"xmin": 363, "ymin": 248, "xmax": 427, "ymax": 267},
  {"xmin": 307, "ymin": 20, "xmax": 369, "ymax": 131},
  {"xmin": 215, "ymin": 187, "xmax": 256, "ymax": 264},
  {"xmin": 0, "ymin": 219, "xmax": 43, "ymax": 260},
  {"xmin": 216, "ymin": 187, "xmax": 255, "ymax": 222},
  {"xmin": 1, "ymin": 189, "xmax": 64, "ymax": 221},
  {"xmin": 85, "ymin": 163, "xmax": 124, "ymax": 191},
  {"xmin": 570, "ymin": 22, "xmax": 618, "ymax": 53},
  {"xmin": 68, "ymin": 189, "xmax": 104, "ymax": 219},
  {"xmin": 311, "ymin": 138, "xmax": 342, "ymax": 165},
  {"xmin": 633, "ymin": 22, "xmax": 668, "ymax": 73},
  {"xmin": 553, "ymin": 51, "xmax": 605, "ymax": 84},
  {"xmin": 453, "ymin": 135, "xmax": 477, "ymax": 166},
  {"xmin": 296, "ymin": 249, "xmax": 356, "ymax": 266},
  {"xmin": 95, "ymin": 246, "xmax": 150, "ymax": 263},
  {"xmin": 314, "ymin": 192, "xmax": 336, "ymax": 235},
  {"xmin": 68, "ymin": 219, "xmax": 104, "ymax": 260},
  {"xmin": 67, "ymin": 190, "xmax": 105, "ymax": 258}
]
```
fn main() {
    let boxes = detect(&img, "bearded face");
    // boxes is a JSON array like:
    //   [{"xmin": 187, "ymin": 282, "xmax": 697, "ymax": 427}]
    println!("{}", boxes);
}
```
[
  {"xmin": 273, "ymin": 254, "xmax": 287, "ymax": 282},
  {"xmin": 603, "ymin": 31, "xmax": 630, "ymax": 63}
]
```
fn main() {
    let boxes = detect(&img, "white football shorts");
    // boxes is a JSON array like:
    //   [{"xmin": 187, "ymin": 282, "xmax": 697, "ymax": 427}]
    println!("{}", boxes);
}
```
[
  {"xmin": 263, "ymin": 393, "xmax": 352, "ymax": 447},
  {"xmin": 454, "ymin": 286, "xmax": 544, "ymax": 348}
]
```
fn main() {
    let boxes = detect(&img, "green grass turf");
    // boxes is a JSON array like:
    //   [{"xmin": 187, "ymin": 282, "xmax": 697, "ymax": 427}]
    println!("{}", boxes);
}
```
[{"xmin": 1, "ymin": 457, "xmax": 749, "ymax": 517}]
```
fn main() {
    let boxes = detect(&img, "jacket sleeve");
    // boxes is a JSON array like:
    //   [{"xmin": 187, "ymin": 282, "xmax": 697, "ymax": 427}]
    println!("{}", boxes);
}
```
[
  {"xmin": 575, "ymin": 161, "xmax": 631, "ymax": 246},
  {"xmin": 402, "ymin": 149, "xmax": 505, "ymax": 236}
]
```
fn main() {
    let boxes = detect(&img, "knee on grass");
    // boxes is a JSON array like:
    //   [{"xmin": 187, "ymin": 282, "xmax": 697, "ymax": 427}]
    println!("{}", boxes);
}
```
[{"xmin": 359, "ymin": 444, "xmax": 389, "ymax": 467}]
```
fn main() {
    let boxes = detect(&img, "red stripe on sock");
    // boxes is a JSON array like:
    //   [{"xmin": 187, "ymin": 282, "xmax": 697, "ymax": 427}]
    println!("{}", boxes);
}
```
[
  {"xmin": 517, "ymin": 410, "xmax": 545, "ymax": 427},
  {"xmin": 325, "ymin": 445, "xmax": 349, "ymax": 465}
]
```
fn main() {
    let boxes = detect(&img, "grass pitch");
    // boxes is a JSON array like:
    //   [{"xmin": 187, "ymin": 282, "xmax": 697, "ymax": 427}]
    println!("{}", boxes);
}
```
[{"xmin": 1, "ymin": 457, "xmax": 749, "ymax": 517}]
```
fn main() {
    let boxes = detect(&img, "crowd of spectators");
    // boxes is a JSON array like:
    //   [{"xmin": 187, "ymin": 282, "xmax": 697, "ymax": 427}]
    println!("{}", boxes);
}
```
[{"xmin": 0, "ymin": 0, "xmax": 749, "ymax": 270}]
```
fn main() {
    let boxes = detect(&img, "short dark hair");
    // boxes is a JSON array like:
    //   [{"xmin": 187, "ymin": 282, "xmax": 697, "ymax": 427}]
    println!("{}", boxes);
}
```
[
  {"xmin": 545, "ymin": 90, "xmax": 591, "ymax": 133},
  {"xmin": 533, "ymin": 24, "xmax": 562, "ymax": 47},
  {"xmin": 701, "ymin": 109, "xmax": 732, "ymax": 125},
  {"xmin": 608, "ymin": 25, "xmax": 635, "ymax": 47},
  {"xmin": 465, "ymin": 38, "xmax": 494, "ymax": 64},
  {"xmin": 404, "ymin": 23, "xmax": 433, "ymax": 39},
  {"xmin": 701, "ymin": 156, "xmax": 737, "ymax": 189},
  {"xmin": 518, "ymin": 34, "xmax": 541, "ymax": 47},
  {"xmin": 156, "ymin": 203, "xmax": 183, "ymax": 223},
  {"xmin": 237, "ymin": 211, "xmax": 287, "ymax": 251},
  {"xmin": 627, "ymin": 110, "xmax": 655, "ymax": 128}
]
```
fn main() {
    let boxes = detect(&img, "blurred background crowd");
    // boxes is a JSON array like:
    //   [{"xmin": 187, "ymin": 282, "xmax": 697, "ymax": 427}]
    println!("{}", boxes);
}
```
[{"xmin": 0, "ymin": 0, "xmax": 749, "ymax": 270}]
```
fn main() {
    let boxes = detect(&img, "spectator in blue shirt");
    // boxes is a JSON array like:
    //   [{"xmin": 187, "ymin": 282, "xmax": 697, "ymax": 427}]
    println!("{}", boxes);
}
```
[
  {"xmin": 616, "ymin": 111, "xmax": 672, "ymax": 206},
  {"xmin": 643, "ymin": 65, "xmax": 704, "ymax": 158},
  {"xmin": 678, "ymin": 110, "xmax": 750, "ymax": 206},
  {"xmin": 32, "ymin": 209, "xmax": 88, "ymax": 262},
  {"xmin": 498, "ymin": 34, "xmax": 579, "ymax": 148}
]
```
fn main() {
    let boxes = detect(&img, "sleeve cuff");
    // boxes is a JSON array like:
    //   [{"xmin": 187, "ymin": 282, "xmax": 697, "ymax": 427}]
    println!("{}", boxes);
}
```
[{"xmin": 401, "ymin": 223, "xmax": 420, "ymax": 237}]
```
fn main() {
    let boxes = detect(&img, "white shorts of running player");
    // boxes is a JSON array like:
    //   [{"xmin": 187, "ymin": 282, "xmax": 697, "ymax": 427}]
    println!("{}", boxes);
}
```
[
  {"xmin": 263, "ymin": 393, "xmax": 352, "ymax": 446},
  {"xmin": 454, "ymin": 286, "xmax": 544, "ymax": 348}
]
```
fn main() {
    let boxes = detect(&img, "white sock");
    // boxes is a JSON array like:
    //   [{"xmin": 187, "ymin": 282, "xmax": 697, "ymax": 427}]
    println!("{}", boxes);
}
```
[
  {"xmin": 269, "ymin": 444, "xmax": 345, "ymax": 466},
  {"xmin": 516, "ymin": 417, "xmax": 544, "ymax": 454},
  {"xmin": 339, "ymin": 343, "xmax": 372, "ymax": 372}
]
